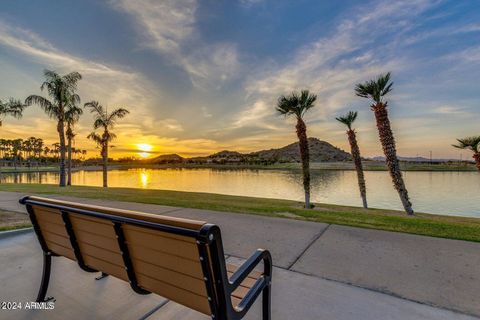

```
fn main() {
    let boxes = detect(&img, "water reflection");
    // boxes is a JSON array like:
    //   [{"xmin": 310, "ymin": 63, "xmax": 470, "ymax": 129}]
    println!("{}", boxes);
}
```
[{"xmin": 1, "ymin": 168, "xmax": 479, "ymax": 217}]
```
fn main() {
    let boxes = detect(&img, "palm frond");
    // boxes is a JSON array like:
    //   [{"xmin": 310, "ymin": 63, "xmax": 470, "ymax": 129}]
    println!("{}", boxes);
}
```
[
  {"xmin": 336, "ymin": 111, "xmax": 358, "ymax": 129},
  {"xmin": 452, "ymin": 136, "xmax": 480, "ymax": 152},
  {"xmin": 87, "ymin": 132, "xmax": 103, "ymax": 145},
  {"xmin": 355, "ymin": 72, "xmax": 393, "ymax": 103},
  {"xmin": 107, "ymin": 108, "xmax": 129, "ymax": 125},
  {"xmin": 0, "ymin": 98, "xmax": 27, "ymax": 119},
  {"xmin": 85, "ymin": 101, "xmax": 105, "ymax": 117},
  {"xmin": 25, "ymin": 95, "xmax": 57, "ymax": 119},
  {"xmin": 276, "ymin": 90, "xmax": 316, "ymax": 119}
]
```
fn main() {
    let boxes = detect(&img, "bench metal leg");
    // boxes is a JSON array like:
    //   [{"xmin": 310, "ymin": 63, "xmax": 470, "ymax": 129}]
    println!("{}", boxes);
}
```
[
  {"xmin": 262, "ymin": 281, "xmax": 271, "ymax": 320},
  {"xmin": 95, "ymin": 272, "xmax": 109, "ymax": 280},
  {"xmin": 36, "ymin": 252, "xmax": 54, "ymax": 302}
]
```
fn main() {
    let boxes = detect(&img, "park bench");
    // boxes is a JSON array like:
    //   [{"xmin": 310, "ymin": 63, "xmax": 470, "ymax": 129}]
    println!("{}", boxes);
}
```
[{"xmin": 19, "ymin": 196, "xmax": 272, "ymax": 320}]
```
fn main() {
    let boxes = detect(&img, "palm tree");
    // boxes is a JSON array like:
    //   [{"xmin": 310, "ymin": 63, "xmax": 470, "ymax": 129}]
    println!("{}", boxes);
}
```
[
  {"xmin": 25, "ymin": 70, "xmax": 82, "ymax": 187},
  {"xmin": 0, "ymin": 98, "xmax": 27, "ymax": 127},
  {"xmin": 355, "ymin": 72, "xmax": 414, "ymax": 215},
  {"xmin": 453, "ymin": 136, "xmax": 480, "ymax": 171},
  {"xmin": 65, "ymin": 101, "xmax": 83, "ymax": 186},
  {"xmin": 336, "ymin": 111, "xmax": 368, "ymax": 208},
  {"xmin": 276, "ymin": 90, "xmax": 317, "ymax": 208},
  {"xmin": 85, "ymin": 101, "xmax": 129, "ymax": 187}
]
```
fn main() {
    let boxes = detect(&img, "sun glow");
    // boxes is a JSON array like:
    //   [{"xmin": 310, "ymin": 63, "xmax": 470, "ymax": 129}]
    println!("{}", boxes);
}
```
[
  {"xmin": 137, "ymin": 143, "xmax": 153, "ymax": 152},
  {"xmin": 136, "ymin": 143, "xmax": 153, "ymax": 158}
]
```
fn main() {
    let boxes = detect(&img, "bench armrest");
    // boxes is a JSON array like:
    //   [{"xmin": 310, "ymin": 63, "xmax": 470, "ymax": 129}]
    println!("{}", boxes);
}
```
[
  {"xmin": 228, "ymin": 249, "xmax": 272, "ymax": 315},
  {"xmin": 229, "ymin": 249, "xmax": 271, "ymax": 288}
]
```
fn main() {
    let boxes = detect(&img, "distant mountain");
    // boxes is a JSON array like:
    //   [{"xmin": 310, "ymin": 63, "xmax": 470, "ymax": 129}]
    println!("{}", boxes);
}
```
[
  {"xmin": 208, "ymin": 150, "xmax": 243, "ymax": 158},
  {"xmin": 149, "ymin": 153, "xmax": 184, "ymax": 164},
  {"xmin": 250, "ymin": 137, "xmax": 351, "ymax": 162},
  {"xmin": 186, "ymin": 137, "xmax": 351, "ymax": 163},
  {"xmin": 148, "ymin": 138, "xmax": 351, "ymax": 164}
]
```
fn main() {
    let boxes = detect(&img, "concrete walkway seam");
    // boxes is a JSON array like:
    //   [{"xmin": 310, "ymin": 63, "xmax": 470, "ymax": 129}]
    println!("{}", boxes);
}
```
[{"xmin": 287, "ymin": 224, "xmax": 331, "ymax": 270}]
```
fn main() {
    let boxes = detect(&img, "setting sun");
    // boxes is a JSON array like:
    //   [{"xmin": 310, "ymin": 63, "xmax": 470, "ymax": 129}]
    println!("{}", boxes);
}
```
[
  {"xmin": 136, "ymin": 143, "xmax": 153, "ymax": 158},
  {"xmin": 137, "ymin": 143, "xmax": 153, "ymax": 152}
]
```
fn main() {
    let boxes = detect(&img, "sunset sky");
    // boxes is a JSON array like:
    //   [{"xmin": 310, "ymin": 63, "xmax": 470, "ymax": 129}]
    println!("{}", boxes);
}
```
[{"xmin": 0, "ymin": 0, "xmax": 479, "ymax": 159}]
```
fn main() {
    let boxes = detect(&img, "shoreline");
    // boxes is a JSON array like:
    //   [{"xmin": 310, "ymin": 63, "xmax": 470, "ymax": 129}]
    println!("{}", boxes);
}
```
[{"xmin": 0, "ymin": 161, "xmax": 476, "ymax": 173}]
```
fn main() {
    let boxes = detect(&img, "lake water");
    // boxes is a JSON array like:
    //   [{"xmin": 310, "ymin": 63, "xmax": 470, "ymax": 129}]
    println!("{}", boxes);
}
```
[{"xmin": 3, "ymin": 168, "xmax": 479, "ymax": 217}]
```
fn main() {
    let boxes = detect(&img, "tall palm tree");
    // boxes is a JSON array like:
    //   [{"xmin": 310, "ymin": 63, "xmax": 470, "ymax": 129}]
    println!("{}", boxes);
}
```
[
  {"xmin": 453, "ymin": 136, "xmax": 480, "ymax": 171},
  {"xmin": 336, "ymin": 111, "xmax": 368, "ymax": 208},
  {"xmin": 355, "ymin": 72, "xmax": 414, "ymax": 215},
  {"xmin": 25, "ymin": 70, "xmax": 82, "ymax": 187},
  {"xmin": 85, "ymin": 101, "xmax": 129, "ymax": 187},
  {"xmin": 0, "ymin": 98, "xmax": 27, "ymax": 127},
  {"xmin": 276, "ymin": 90, "xmax": 317, "ymax": 208},
  {"xmin": 65, "ymin": 101, "xmax": 83, "ymax": 186}
]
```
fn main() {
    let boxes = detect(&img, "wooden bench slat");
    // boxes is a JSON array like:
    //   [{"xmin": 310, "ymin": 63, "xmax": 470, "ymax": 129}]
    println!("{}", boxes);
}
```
[
  {"xmin": 124, "ymin": 224, "xmax": 196, "ymax": 243},
  {"xmin": 83, "ymin": 255, "xmax": 127, "ymax": 280},
  {"xmin": 132, "ymin": 259, "xmax": 207, "ymax": 297},
  {"xmin": 33, "ymin": 207, "xmax": 64, "ymax": 225},
  {"xmin": 70, "ymin": 215, "xmax": 114, "ymax": 236},
  {"xmin": 42, "ymin": 231, "xmax": 72, "ymax": 249},
  {"xmin": 129, "ymin": 244, "xmax": 204, "ymax": 279},
  {"xmin": 123, "ymin": 226, "xmax": 198, "ymax": 259},
  {"xmin": 48, "ymin": 242, "xmax": 76, "ymax": 260},
  {"xmin": 78, "ymin": 242, "xmax": 124, "ymax": 266},
  {"xmin": 38, "ymin": 220, "xmax": 68, "ymax": 238},
  {"xmin": 137, "ymin": 274, "xmax": 211, "ymax": 315},
  {"xmin": 75, "ymin": 230, "xmax": 120, "ymax": 252}
]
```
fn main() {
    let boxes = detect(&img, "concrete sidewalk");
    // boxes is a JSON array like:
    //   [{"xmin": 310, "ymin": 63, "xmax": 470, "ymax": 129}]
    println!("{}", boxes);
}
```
[{"xmin": 0, "ymin": 191, "xmax": 479, "ymax": 319}]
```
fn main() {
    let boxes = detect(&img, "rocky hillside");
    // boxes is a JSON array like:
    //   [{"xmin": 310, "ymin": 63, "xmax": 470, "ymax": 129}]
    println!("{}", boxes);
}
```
[
  {"xmin": 250, "ymin": 137, "xmax": 351, "ymax": 162},
  {"xmin": 147, "ymin": 138, "xmax": 351, "ymax": 164},
  {"xmin": 148, "ymin": 153, "xmax": 184, "ymax": 164}
]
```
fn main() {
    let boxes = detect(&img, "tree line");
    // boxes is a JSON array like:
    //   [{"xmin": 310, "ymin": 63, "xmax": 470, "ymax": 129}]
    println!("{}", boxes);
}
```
[{"xmin": 0, "ymin": 137, "xmax": 87, "ymax": 164}]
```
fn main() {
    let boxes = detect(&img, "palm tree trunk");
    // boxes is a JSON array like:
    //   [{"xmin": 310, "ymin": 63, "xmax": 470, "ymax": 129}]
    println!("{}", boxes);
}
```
[
  {"xmin": 373, "ymin": 103, "xmax": 414, "ymax": 215},
  {"xmin": 347, "ymin": 129, "xmax": 367, "ymax": 208},
  {"xmin": 102, "ymin": 142, "xmax": 108, "ymax": 188},
  {"xmin": 296, "ymin": 118, "xmax": 311, "ymax": 208},
  {"xmin": 58, "ymin": 120, "xmax": 66, "ymax": 187},
  {"xmin": 473, "ymin": 153, "xmax": 480, "ymax": 172},
  {"xmin": 67, "ymin": 137, "xmax": 72, "ymax": 186}
]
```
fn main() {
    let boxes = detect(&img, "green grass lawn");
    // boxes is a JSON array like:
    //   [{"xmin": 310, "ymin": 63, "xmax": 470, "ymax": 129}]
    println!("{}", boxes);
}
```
[
  {"xmin": 1, "ymin": 183, "xmax": 479, "ymax": 242},
  {"xmin": 0, "ymin": 208, "xmax": 31, "ymax": 232}
]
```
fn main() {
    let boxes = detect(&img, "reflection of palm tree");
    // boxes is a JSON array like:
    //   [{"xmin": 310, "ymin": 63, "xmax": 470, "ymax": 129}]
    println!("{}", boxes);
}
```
[
  {"xmin": 276, "ymin": 90, "xmax": 317, "ymax": 208},
  {"xmin": 453, "ymin": 136, "xmax": 480, "ymax": 171},
  {"xmin": 25, "ymin": 70, "xmax": 82, "ymax": 187},
  {"xmin": 355, "ymin": 72, "xmax": 414, "ymax": 215},
  {"xmin": 65, "ymin": 104, "xmax": 83, "ymax": 186},
  {"xmin": 85, "ymin": 101, "xmax": 129, "ymax": 187},
  {"xmin": 336, "ymin": 111, "xmax": 368, "ymax": 208}
]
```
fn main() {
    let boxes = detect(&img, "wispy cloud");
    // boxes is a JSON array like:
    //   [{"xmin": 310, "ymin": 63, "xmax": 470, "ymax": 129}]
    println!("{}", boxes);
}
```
[
  {"xmin": 434, "ymin": 105, "xmax": 470, "ymax": 115},
  {"xmin": 233, "ymin": 0, "xmax": 435, "ymax": 129},
  {"xmin": 110, "ymin": 0, "xmax": 240, "ymax": 89}
]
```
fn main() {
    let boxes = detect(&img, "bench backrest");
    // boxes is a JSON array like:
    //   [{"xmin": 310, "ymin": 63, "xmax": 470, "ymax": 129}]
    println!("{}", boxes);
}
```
[{"xmin": 21, "ymin": 196, "xmax": 227, "ymax": 316}]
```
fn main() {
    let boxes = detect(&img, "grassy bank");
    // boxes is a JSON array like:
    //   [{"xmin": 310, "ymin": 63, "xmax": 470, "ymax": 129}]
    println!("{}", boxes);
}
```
[
  {"xmin": 1, "ymin": 183, "xmax": 479, "ymax": 242},
  {"xmin": 0, "ymin": 209, "xmax": 31, "ymax": 232}
]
